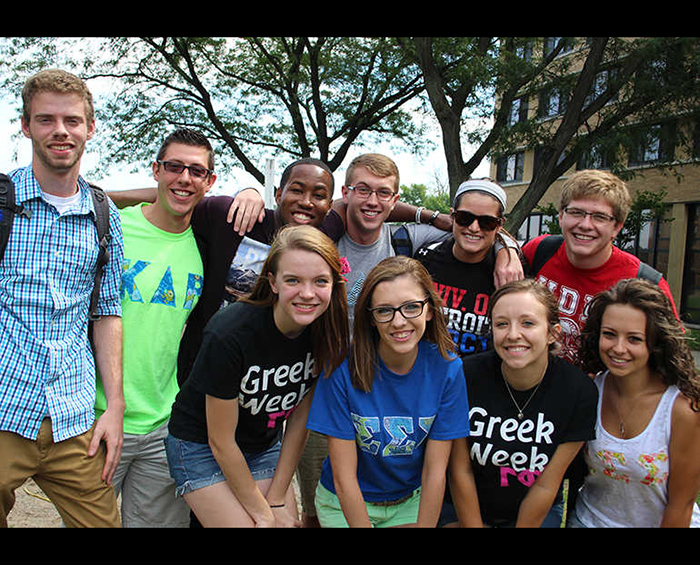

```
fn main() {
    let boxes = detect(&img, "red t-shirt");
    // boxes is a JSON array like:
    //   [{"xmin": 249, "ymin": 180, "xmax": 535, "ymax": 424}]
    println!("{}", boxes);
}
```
[{"xmin": 522, "ymin": 235, "xmax": 679, "ymax": 365}]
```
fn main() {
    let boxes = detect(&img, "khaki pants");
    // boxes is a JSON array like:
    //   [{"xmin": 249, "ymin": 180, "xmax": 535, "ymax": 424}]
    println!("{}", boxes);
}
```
[{"xmin": 0, "ymin": 419, "xmax": 120, "ymax": 528}]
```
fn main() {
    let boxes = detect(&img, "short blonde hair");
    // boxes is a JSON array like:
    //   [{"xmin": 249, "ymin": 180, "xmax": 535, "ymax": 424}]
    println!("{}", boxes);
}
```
[
  {"xmin": 559, "ymin": 169, "xmax": 631, "ymax": 224},
  {"xmin": 345, "ymin": 153, "xmax": 400, "ymax": 193},
  {"xmin": 22, "ymin": 69, "xmax": 95, "ymax": 124}
]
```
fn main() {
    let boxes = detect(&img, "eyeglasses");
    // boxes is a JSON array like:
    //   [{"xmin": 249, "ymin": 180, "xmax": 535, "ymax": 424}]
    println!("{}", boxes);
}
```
[
  {"xmin": 157, "ymin": 160, "xmax": 213, "ymax": 180},
  {"xmin": 347, "ymin": 185, "xmax": 396, "ymax": 202},
  {"xmin": 451, "ymin": 210, "xmax": 503, "ymax": 231},
  {"xmin": 563, "ymin": 207, "xmax": 616, "ymax": 224},
  {"xmin": 368, "ymin": 298, "xmax": 430, "ymax": 324}
]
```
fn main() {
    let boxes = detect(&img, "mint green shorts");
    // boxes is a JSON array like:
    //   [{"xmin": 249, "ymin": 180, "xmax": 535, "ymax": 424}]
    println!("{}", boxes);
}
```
[{"xmin": 314, "ymin": 483, "xmax": 421, "ymax": 528}]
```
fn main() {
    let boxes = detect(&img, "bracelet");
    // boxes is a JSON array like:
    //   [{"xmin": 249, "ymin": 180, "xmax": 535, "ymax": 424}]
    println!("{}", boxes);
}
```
[
  {"xmin": 415, "ymin": 206, "xmax": 424, "ymax": 224},
  {"xmin": 428, "ymin": 210, "xmax": 440, "ymax": 225},
  {"xmin": 269, "ymin": 503, "xmax": 285, "ymax": 508}
]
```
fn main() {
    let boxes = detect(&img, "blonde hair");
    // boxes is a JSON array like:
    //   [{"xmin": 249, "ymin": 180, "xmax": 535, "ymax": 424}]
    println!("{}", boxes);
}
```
[
  {"xmin": 345, "ymin": 153, "xmax": 400, "ymax": 193},
  {"xmin": 22, "ymin": 69, "xmax": 95, "ymax": 124},
  {"xmin": 242, "ymin": 225, "xmax": 349, "ymax": 377},
  {"xmin": 349, "ymin": 256, "xmax": 454, "ymax": 392},
  {"xmin": 559, "ymin": 169, "xmax": 631, "ymax": 224}
]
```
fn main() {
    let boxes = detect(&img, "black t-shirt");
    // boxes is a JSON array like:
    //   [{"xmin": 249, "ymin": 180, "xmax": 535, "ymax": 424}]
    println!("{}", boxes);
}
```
[
  {"xmin": 177, "ymin": 198, "xmax": 344, "ymax": 386},
  {"xmin": 462, "ymin": 350, "xmax": 598, "ymax": 526},
  {"xmin": 415, "ymin": 237, "xmax": 495, "ymax": 357},
  {"xmin": 169, "ymin": 301, "xmax": 318, "ymax": 453}
]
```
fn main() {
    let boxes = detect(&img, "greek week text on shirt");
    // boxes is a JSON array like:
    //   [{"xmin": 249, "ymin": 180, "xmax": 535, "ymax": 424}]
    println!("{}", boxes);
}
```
[
  {"xmin": 469, "ymin": 406, "xmax": 555, "ymax": 488},
  {"xmin": 239, "ymin": 351, "xmax": 316, "ymax": 428}
]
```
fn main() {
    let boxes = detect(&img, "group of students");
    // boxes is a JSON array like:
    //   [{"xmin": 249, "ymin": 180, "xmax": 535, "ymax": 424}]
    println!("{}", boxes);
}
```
[{"xmin": 1, "ymin": 68, "xmax": 699, "ymax": 529}]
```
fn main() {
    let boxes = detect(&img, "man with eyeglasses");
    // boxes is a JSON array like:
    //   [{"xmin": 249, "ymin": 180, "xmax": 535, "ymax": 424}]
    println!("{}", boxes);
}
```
[
  {"xmin": 91, "ymin": 127, "xmax": 220, "ymax": 527},
  {"xmin": 522, "ymin": 169, "xmax": 679, "ymax": 522},
  {"xmin": 415, "ymin": 179, "xmax": 523, "ymax": 359},
  {"xmin": 338, "ymin": 154, "xmax": 523, "ymax": 332},
  {"xmin": 522, "ymin": 169, "xmax": 678, "ymax": 366}
]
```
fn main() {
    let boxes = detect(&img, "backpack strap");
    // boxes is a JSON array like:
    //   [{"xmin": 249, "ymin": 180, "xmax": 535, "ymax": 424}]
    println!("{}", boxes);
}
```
[
  {"xmin": 529, "ymin": 234, "xmax": 564, "ymax": 276},
  {"xmin": 636, "ymin": 261, "xmax": 663, "ymax": 285},
  {"xmin": 391, "ymin": 224, "xmax": 413, "ymax": 257},
  {"xmin": 0, "ymin": 173, "xmax": 31, "ymax": 264},
  {"xmin": 88, "ymin": 183, "xmax": 112, "ymax": 321}
]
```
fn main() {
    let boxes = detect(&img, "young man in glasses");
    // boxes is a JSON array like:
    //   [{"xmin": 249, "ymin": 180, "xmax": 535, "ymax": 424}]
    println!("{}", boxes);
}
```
[
  {"xmin": 338, "ymin": 154, "xmax": 523, "ymax": 331},
  {"xmin": 91, "ymin": 128, "xmax": 218, "ymax": 527},
  {"xmin": 415, "ymin": 179, "xmax": 521, "ymax": 358},
  {"xmin": 0, "ymin": 69, "xmax": 124, "ymax": 527},
  {"xmin": 521, "ymin": 169, "xmax": 678, "ymax": 366}
]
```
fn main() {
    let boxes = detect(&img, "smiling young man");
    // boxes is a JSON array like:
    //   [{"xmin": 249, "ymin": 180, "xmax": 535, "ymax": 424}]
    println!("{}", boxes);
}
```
[
  {"xmin": 93, "ymin": 128, "xmax": 216, "ymax": 527},
  {"xmin": 522, "ymin": 169, "xmax": 678, "ymax": 366},
  {"xmin": 338, "ymin": 154, "xmax": 523, "ymax": 332},
  {"xmin": 0, "ymin": 69, "xmax": 124, "ymax": 527}
]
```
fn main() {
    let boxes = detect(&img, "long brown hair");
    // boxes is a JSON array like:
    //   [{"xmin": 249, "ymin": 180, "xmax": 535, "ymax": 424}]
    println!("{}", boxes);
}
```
[
  {"xmin": 242, "ymin": 225, "xmax": 349, "ymax": 377},
  {"xmin": 348, "ymin": 256, "xmax": 454, "ymax": 392},
  {"xmin": 579, "ymin": 278, "xmax": 700, "ymax": 411}
]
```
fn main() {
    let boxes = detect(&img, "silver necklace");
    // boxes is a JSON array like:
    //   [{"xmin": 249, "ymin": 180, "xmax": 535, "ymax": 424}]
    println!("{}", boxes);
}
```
[{"xmin": 502, "ymin": 373, "xmax": 543, "ymax": 420}]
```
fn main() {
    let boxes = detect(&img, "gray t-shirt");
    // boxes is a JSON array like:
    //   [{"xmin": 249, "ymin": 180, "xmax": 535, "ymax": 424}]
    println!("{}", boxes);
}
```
[{"xmin": 337, "ymin": 223, "xmax": 449, "ymax": 331}]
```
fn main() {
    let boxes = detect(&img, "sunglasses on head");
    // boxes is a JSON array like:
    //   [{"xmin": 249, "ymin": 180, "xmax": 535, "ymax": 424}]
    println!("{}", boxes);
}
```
[{"xmin": 451, "ymin": 210, "xmax": 503, "ymax": 231}]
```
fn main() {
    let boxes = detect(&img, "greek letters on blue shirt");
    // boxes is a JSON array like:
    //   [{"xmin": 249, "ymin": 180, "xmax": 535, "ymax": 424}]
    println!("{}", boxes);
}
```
[{"xmin": 352, "ymin": 413, "xmax": 435, "ymax": 457}]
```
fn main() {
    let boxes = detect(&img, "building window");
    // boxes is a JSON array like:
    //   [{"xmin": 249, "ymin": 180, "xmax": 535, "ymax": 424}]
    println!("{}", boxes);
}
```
[
  {"xmin": 496, "ymin": 152, "xmax": 525, "ymax": 183},
  {"xmin": 577, "ymin": 141, "xmax": 614, "ymax": 170},
  {"xmin": 516, "ymin": 41, "xmax": 533, "ymax": 62},
  {"xmin": 516, "ymin": 213, "xmax": 555, "ymax": 244},
  {"xmin": 682, "ymin": 203, "xmax": 700, "ymax": 324},
  {"xmin": 543, "ymin": 38, "xmax": 575, "ymax": 58},
  {"xmin": 509, "ymin": 96, "xmax": 529, "ymax": 126},
  {"xmin": 584, "ymin": 68, "xmax": 618, "ymax": 109},
  {"xmin": 628, "ymin": 122, "xmax": 677, "ymax": 167},
  {"xmin": 538, "ymin": 86, "xmax": 568, "ymax": 119}
]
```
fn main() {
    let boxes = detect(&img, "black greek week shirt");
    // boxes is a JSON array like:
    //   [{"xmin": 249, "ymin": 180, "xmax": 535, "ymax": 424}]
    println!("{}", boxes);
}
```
[
  {"xmin": 463, "ymin": 350, "xmax": 598, "ymax": 525},
  {"xmin": 415, "ymin": 237, "xmax": 495, "ymax": 357},
  {"xmin": 177, "ymin": 196, "xmax": 344, "ymax": 387},
  {"xmin": 169, "ymin": 301, "xmax": 318, "ymax": 453}
]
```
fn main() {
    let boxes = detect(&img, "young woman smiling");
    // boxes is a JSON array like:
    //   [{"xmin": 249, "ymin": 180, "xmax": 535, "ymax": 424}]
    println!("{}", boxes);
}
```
[
  {"xmin": 445, "ymin": 279, "xmax": 598, "ymax": 527},
  {"xmin": 306, "ymin": 256, "xmax": 470, "ymax": 527},
  {"xmin": 570, "ymin": 278, "xmax": 700, "ymax": 527},
  {"xmin": 164, "ymin": 225, "xmax": 349, "ymax": 527},
  {"xmin": 416, "ymin": 178, "xmax": 524, "ymax": 359}
]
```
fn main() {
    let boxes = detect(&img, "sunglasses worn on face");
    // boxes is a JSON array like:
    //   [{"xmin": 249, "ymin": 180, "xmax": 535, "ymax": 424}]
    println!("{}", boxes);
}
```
[
  {"xmin": 158, "ymin": 160, "xmax": 213, "ymax": 180},
  {"xmin": 451, "ymin": 210, "xmax": 503, "ymax": 231}
]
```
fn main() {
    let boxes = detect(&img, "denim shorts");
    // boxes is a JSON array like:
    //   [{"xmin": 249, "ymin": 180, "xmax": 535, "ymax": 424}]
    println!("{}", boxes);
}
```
[{"xmin": 164, "ymin": 434, "xmax": 281, "ymax": 497}]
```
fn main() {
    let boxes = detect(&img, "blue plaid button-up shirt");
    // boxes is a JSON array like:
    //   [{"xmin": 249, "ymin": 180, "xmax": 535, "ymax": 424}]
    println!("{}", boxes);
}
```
[{"xmin": 0, "ymin": 166, "xmax": 123, "ymax": 442}]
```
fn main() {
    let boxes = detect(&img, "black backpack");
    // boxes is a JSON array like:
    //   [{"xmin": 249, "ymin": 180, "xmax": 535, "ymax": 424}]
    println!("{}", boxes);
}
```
[
  {"xmin": 528, "ymin": 234, "xmax": 663, "ymax": 284},
  {"xmin": 390, "ymin": 224, "xmax": 413, "ymax": 257},
  {"xmin": 0, "ymin": 172, "xmax": 112, "ymax": 320}
]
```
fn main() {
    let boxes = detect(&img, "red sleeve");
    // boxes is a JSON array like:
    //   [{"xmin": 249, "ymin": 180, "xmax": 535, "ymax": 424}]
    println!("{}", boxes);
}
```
[{"xmin": 658, "ymin": 276, "xmax": 681, "ymax": 322}]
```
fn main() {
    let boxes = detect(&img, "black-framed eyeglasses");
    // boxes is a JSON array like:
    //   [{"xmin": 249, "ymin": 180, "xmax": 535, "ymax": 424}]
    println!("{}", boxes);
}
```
[
  {"xmin": 157, "ymin": 160, "xmax": 213, "ymax": 180},
  {"xmin": 347, "ymin": 185, "xmax": 396, "ymax": 202},
  {"xmin": 451, "ymin": 210, "xmax": 503, "ymax": 231},
  {"xmin": 563, "ymin": 207, "xmax": 616, "ymax": 224},
  {"xmin": 368, "ymin": 297, "xmax": 430, "ymax": 323}
]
